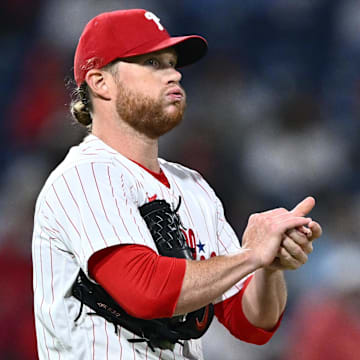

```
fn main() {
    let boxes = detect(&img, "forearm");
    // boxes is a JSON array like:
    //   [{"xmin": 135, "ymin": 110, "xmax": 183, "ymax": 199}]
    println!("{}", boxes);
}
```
[
  {"xmin": 174, "ymin": 250, "xmax": 258, "ymax": 315},
  {"xmin": 241, "ymin": 268, "xmax": 287, "ymax": 330},
  {"xmin": 89, "ymin": 245, "xmax": 260, "ymax": 319}
]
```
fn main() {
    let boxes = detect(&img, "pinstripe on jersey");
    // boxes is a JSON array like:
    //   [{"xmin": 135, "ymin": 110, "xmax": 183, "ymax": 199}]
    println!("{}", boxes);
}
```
[{"xmin": 32, "ymin": 134, "xmax": 251, "ymax": 360}]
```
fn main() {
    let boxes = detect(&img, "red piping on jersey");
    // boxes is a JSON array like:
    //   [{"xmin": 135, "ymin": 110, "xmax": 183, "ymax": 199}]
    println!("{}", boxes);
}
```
[
  {"xmin": 130, "ymin": 159, "xmax": 170, "ymax": 188},
  {"xmin": 214, "ymin": 275, "xmax": 283, "ymax": 345}
]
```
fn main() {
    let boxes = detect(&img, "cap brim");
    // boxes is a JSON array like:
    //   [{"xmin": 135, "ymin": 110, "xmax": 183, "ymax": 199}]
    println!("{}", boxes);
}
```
[
  {"xmin": 124, "ymin": 35, "xmax": 208, "ymax": 67},
  {"xmin": 170, "ymin": 35, "xmax": 208, "ymax": 67}
]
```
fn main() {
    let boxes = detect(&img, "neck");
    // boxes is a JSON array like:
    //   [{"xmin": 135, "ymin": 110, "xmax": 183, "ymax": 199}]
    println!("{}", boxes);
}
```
[{"xmin": 92, "ymin": 117, "xmax": 160, "ymax": 173}]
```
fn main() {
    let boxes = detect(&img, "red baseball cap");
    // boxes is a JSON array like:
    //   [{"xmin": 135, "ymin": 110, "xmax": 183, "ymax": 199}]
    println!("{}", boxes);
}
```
[{"xmin": 74, "ymin": 9, "xmax": 208, "ymax": 86}]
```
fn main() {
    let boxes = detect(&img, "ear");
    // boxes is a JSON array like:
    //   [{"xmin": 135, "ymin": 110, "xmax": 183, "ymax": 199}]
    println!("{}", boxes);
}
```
[{"xmin": 85, "ymin": 69, "xmax": 114, "ymax": 101}]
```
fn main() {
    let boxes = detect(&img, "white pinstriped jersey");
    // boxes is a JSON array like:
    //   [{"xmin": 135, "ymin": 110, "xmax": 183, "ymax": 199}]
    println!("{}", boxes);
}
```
[{"xmin": 32, "ymin": 134, "xmax": 250, "ymax": 360}]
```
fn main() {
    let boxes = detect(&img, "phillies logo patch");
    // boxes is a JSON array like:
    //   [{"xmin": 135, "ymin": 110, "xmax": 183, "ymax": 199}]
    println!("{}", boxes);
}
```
[{"xmin": 144, "ymin": 11, "xmax": 164, "ymax": 31}]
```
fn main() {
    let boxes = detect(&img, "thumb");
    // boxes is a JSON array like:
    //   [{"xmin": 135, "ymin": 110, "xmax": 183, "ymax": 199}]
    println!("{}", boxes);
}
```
[{"xmin": 291, "ymin": 196, "xmax": 316, "ymax": 217}]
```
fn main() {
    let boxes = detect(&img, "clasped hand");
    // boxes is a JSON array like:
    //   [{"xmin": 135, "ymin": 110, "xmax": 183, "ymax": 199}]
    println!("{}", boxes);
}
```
[{"xmin": 242, "ymin": 197, "xmax": 322, "ymax": 271}]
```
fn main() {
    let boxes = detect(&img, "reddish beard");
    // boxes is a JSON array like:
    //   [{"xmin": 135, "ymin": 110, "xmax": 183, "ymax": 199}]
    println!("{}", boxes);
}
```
[{"xmin": 115, "ymin": 83, "xmax": 186, "ymax": 139}]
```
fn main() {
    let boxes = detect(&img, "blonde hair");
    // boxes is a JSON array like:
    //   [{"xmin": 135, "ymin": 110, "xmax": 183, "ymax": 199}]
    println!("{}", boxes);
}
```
[
  {"xmin": 69, "ymin": 60, "xmax": 120, "ymax": 128},
  {"xmin": 70, "ymin": 82, "xmax": 92, "ymax": 127}
]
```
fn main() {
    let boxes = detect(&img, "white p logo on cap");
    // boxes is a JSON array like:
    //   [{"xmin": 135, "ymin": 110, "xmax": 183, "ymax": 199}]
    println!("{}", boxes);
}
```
[{"xmin": 145, "ymin": 11, "xmax": 164, "ymax": 31}]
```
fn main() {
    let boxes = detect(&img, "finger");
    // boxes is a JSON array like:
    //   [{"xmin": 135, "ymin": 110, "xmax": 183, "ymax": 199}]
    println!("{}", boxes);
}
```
[
  {"xmin": 261, "ymin": 207, "xmax": 288, "ymax": 216},
  {"xmin": 290, "ymin": 196, "xmax": 316, "ymax": 217},
  {"xmin": 276, "ymin": 215, "xmax": 312, "ymax": 233},
  {"xmin": 305, "ymin": 241, "xmax": 313, "ymax": 254},
  {"xmin": 281, "ymin": 237, "xmax": 309, "ymax": 264},
  {"xmin": 286, "ymin": 229, "xmax": 313, "ymax": 254},
  {"xmin": 278, "ymin": 247, "xmax": 302, "ymax": 270},
  {"xmin": 308, "ymin": 221, "xmax": 322, "ymax": 241},
  {"xmin": 296, "ymin": 225, "xmax": 312, "ymax": 238},
  {"xmin": 286, "ymin": 228, "xmax": 307, "ymax": 244}
]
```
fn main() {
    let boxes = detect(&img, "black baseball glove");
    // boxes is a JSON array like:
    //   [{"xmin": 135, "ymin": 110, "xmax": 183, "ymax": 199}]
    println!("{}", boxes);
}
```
[{"xmin": 72, "ymin": 197, "xmax": 214, "ymax": 351}]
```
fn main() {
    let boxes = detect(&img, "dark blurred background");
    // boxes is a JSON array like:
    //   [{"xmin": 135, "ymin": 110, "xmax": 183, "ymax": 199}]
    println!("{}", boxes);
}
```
[{"xmin": 1, "ymin": 0, "xmax": 360, "ymax": 359}]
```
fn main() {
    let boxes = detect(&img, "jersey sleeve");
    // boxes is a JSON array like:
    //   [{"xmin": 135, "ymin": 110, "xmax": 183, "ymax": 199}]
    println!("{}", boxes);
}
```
[
  {"xmin": 88, "ymin": 244, "xmax": 186, "ymax": 319},
  {"xmin": 42, "ymin": 161, "xmax": 158, "ymax": 274},
  {"xmin": 214, "ymin": 275, "xmax": 283, "ymax": 344}
]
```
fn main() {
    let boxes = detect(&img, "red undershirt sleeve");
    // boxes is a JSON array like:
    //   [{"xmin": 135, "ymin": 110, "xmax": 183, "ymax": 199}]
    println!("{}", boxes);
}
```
[
  {"xmin": 88, "ymin": 244, "xmax": 186, "ymax": 320},
  {"xmin": 214, "ymin": 276, "xmax": 284, "ymax": 345}
]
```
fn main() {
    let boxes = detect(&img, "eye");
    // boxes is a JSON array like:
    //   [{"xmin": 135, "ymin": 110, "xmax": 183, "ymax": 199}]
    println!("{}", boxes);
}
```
[
  {"xmin": 144, "ymin": 58, "xmax": 160, "ymax": 69},
  {"xmin": 169, "ymin": 60, "xmax": 177, "ymax": 68}
]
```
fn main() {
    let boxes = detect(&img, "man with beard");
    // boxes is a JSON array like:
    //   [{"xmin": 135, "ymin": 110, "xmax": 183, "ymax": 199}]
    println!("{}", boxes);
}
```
[{"xmin": 32, "ymin": 9, "xmax": 322, "ymax": 360}]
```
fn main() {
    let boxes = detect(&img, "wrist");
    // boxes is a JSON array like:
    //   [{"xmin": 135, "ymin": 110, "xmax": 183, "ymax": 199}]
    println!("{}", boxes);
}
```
[
  {"xmin": 256, "ymin": 267, "xmax": 285, "ymax": 286},
  {"xmin": 261, "ymin": 266, "xmax": 283, "ymax": 276},
  {"xmin": 238, "ymin": 249, "xmax": 263, "ymax": 273}
]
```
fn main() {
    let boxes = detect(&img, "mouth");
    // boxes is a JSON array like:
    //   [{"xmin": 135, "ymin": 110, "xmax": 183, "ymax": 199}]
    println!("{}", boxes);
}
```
[{"xmin": 165, "ymin": 87, "xmax": 184, "ymax": 102}]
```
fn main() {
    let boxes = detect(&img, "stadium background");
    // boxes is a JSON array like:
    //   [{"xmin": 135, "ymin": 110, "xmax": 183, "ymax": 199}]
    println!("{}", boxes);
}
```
[{"xmin": 1, "ymin": 0, "xmax": 360, "ymax": 359}]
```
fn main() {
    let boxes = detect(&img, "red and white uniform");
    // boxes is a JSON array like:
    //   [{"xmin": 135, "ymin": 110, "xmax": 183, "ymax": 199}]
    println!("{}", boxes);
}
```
[{"xmin": 32, "ymin": 134, "xmax": 252, "ymax": 360}]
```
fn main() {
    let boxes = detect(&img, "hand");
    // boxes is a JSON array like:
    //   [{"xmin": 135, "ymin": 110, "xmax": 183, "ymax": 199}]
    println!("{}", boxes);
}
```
[
  {"xmin": 267, "ymin": 228, "xmax": 312, "ymax": 270},
  {"xmin": 288, "ymin": 196, "xmax": 322, "ymax": 241},
  {"xmin": 306, "ymin": 220, "xmax": 322, "ymax": 242},
  {"xmin": 267, "ymin": 198, "xmax": 322, "ymax": 271},
  {"xmin": 242, "ymin": 203, "xmax": 312, "ymax": 269}
]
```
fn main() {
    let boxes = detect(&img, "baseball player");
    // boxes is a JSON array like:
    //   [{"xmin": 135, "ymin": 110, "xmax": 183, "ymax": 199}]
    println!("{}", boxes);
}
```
[{"xmin": 32, "ymin": 9, "xmax": 322, "ymax": 360}]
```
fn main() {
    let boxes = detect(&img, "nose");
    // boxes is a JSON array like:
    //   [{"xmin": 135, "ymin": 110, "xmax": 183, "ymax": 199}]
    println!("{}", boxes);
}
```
[{"xmin": 166, "ymin": 67, "xmax": 182, "ymax": 84}]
